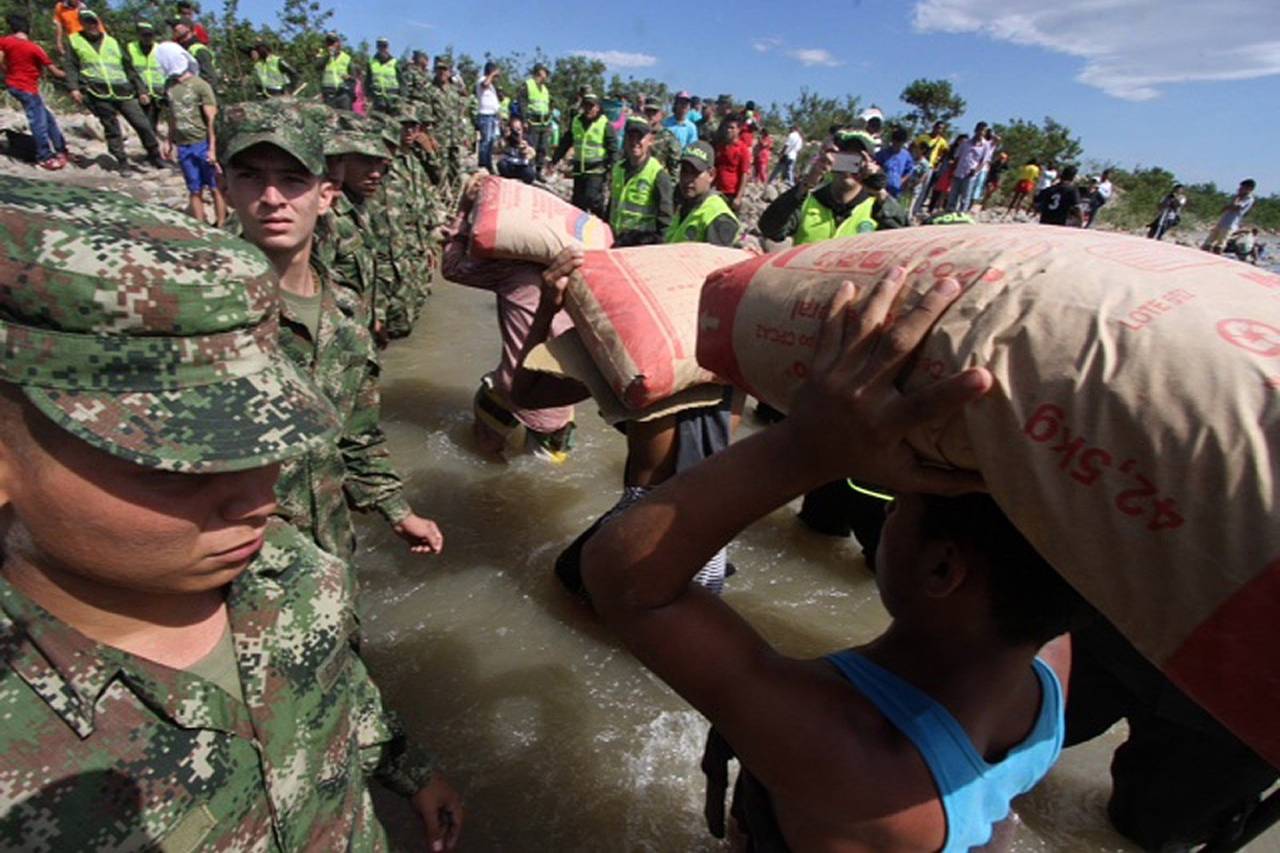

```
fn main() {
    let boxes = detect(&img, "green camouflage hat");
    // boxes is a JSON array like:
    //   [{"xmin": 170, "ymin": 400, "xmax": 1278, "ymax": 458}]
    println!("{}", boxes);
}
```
[
  {"xmin": 374, "ymin": 113, "xmax": 402, "ymax": 147},
  {"xmin": 325, "ymin": 111, "xmax": 387, "ymax": 159},
  {"xmin": 0, "ymin": 177, "xmax": 339, "ymax": 473},
  {"xmin": 219, "ymin": 100, "xmax": 326, "ymax": 176}
]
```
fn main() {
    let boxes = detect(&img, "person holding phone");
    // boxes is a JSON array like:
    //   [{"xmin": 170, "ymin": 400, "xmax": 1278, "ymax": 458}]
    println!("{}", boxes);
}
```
[{"xmin": 758, "ymin": 128, "xmax": 906, "ymax": 245}]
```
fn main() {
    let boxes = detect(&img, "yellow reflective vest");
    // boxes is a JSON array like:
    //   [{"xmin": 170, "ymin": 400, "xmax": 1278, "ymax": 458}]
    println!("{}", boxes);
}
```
[
  {"xmin": 666, "ymin": 192, "xmax": 740, "ymax": 245},
  {"xmin": 610, "ymin": 156, "xmax": 663, "ymax": 235},
  {"xmin": 571, "ymin": 114, "xmax": 608, "ymax": 175},
  {"xmin": 125, "ymin": 41, "xmax": 164, "ymax": 97},
  {"xmin": 69, "ymin": 33, "xmax": 129, "ymax": 98},
  {"xmin": 322, "ymin": 50, "xmax": 351, "ymax": 91},
  {"xmin": 524, "ymin": 78, "xmax": 550, "ymax": 124},
  {"xmin": 369, "ymin": 57, "xmax": 398, "ymax": 97},
  {"xmin": 793, "ymin": 193, "xmax": 877, "ymax": 244},
  {"xmin": 254, "ymin": 55, "xmax": 287, "ymax": 94}
]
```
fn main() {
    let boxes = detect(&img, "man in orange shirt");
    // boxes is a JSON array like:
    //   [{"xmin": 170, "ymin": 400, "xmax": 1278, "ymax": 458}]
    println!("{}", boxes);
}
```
[{"xmin": 52, "ymin": 0, "xmax": 102, "ymax": 54}]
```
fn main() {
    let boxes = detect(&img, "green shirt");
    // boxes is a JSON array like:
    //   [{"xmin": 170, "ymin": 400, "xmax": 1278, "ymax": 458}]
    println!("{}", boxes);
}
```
[
  {"xmin": 279, "ymin": 287, "xmax": 323, "ymax": 343},
  {"xmin": 166, "ymin": 75, "xmax": 216, "ymax": 146},
  {"xmin": 0, "ymin": 519, "xmax": 436, "ymax": 851},
  {"xmin": 185, "ymin": 623, "xmax": 245, "ymax": 705}
]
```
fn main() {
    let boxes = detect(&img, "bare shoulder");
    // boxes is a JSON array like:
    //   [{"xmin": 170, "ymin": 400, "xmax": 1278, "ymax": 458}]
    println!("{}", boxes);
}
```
[{"xmin": 740, "ymin": 656, "xmax": 945, "ymax": 845}]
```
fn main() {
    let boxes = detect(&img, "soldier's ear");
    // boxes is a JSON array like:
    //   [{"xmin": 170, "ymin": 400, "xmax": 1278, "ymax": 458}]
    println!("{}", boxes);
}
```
[{"xmin": 318, "ymin": 178, "xmax": 338, "ymax": 216}]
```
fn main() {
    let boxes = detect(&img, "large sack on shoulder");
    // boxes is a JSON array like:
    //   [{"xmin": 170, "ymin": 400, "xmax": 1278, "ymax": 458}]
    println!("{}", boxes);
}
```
[
  {"xmin": 697, "ymin": 224, "xmax": 1280, "ymax": 768},
  {"xmin": 568, "ymin": 243, "xmax": 751, "ymax": 410},
  {"xmin": 469, "ymin": 175, "xmax": 613, "ymax": 262}
]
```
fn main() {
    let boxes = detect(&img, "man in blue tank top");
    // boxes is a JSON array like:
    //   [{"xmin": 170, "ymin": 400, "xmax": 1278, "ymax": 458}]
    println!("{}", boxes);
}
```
[{"xmin": 581, "ymin": 268, "xmax": 1082, "ymax": 851}]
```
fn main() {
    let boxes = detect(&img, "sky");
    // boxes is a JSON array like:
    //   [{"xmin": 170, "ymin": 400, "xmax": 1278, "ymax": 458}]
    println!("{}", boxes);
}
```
[{"xmin": 237, "ymin": 0, "xmax": 1280, "ymax": 193}]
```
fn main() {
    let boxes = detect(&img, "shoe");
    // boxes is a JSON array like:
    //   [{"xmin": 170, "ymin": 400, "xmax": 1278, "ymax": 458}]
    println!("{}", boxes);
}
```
[
  {"xmin": 147, "ymin": 153, "xmax": 166, "ymax": 169},
  {"xmin": 37, "ymin": 157, "xmax": 65, "ymax": 171}
]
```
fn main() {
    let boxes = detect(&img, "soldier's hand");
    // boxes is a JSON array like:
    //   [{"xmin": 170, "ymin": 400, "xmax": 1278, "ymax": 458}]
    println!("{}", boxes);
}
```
[
  {"xmin": 70, "ymin": 89, "xmax": 83, "ymax": 105},
  {"xmin": 139, "ymin": 94, "xmax": 151, "ymax": 106},
  {"xmin": 411, "ymin": 773, "xmax": 463, "ymax": 851},
  {"xmin": 393, "ymin": 513, "xmax": 444, "ymax": 554}
]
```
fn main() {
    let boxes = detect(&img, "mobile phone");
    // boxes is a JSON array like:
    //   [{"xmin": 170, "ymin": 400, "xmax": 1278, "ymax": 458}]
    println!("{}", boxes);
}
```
[{"xmin": 832, "ymin": 152, "xmax": 865, "ymax": 174}]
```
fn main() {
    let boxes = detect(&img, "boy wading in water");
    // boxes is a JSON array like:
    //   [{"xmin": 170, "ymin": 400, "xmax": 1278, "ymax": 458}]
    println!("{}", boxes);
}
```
[{"xmin": 582, "ymin": 269, "xmax": 1080, "ymax": 851}]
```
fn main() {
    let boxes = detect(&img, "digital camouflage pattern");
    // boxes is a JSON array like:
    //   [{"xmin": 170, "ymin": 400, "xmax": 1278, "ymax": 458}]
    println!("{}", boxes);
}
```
[
  {"xmin": 274, "ymin": 262, "xmax": 410, "ymax": 563},
  {"xmin": 400, "ymin": 60, "xmax": 431, "ymax": 106},
  {"xmin": 218, "ymin": 99, "xmax": 327, "ymax": 177},
  {"xmin": 650, "ymin": 126, "xmax": 681, "ymax": 177},
  {"xmin": 371, "ymin": 141, "xmax": 437, "ymax": 339},
  {"xmin": 0, "ymin": 176, "xmax": 337, "ymax": 473},
  {"xmin": 425, "ymin": 80, "xmax": 467, "ymax": 189},
  {"xmin": 0, "ymin": 518, "xmax": 436, "ymax": 851},
  {"xmin": 317, "ymin": 190, "xmax": 378, "ymax": 327},
  {"xmin": 328, "ymin": 111, "xmax": 391, "ymax": 160}
]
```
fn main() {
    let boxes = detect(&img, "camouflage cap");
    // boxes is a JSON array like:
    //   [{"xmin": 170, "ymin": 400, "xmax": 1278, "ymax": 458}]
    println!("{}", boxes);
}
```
[
  {"xmin": 219, "ymin": 100, "xmax": 326, "ymax": 176},
  {"xmin": 373, "ymin": 114, "xmax": 402, "ymax": 148},
  {"xmin": 326, "ymin": 111, "xmax": 388, "ymax": 159},
  {"xmin": 0, "ymin": 177, "xmax": 339, "ymax": 473}
]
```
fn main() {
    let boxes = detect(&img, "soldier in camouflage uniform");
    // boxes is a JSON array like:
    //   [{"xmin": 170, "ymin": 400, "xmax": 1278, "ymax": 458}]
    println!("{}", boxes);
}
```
[
  {"xmin": 426, "ymin": 57, "xmax": 466, "ymax": 195},
  {"xmin": 315, "ymin": 111, "xmax": 388, "ymax": 337},
  {"xmin": 643, "ymin": 98, "xmax": 682, "ymax": 177},
  {"xmin": 0, "ymin": 176, "xmax": 463, "ymax": 851},
  {"xmin": 373, "ymin": 112, "xmax": 436, "ymax": 340},
  {"xmin": 401, "ymin": 50, "xmax": 432, "ymax": 105},
  {"xmin": 219, "ymin": 102, "xmax": 444, "ymax": 563}
]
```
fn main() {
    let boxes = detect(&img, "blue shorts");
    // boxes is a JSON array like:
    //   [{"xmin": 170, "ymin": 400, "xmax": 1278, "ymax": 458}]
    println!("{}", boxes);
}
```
[{"xmin": 178, "ymin": 140, "xmax": 217, "ymax": 193}]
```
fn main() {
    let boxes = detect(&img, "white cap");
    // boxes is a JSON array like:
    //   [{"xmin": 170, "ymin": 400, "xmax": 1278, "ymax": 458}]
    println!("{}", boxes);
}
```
[{"xmin": 858, "ymin": 107, "xmax": 884, "ymax": 123}]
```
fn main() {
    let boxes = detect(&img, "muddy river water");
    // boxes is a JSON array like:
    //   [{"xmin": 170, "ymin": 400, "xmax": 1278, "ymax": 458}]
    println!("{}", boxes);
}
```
[{"xmin": 352, "ymin": 280, "xmax": 1272, "ymax": 852}]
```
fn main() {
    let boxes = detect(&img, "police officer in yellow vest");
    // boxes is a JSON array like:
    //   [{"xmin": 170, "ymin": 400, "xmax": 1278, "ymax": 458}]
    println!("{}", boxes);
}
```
[
  {"xmin": 609, "ymin": 117, "xmax": 674, "ymax": 247},
  {"xmin": 124, "ymin": 21, "xmax": 165, "ymax": 130},
  {"xmin": 757, "ymin": 129, "xmax": 907, "ymax": 545},
  {"xmin": 319, "ymin": 31, "xmax": 355, "ymax": 110},
  {"xmin": 549, "ymin": 91, "xmax": 616, "ymax": 220},
  {"xmin": 65, "ymin": 10, "xmax": 164, "ymax": 170},
  {"xmin": 759, "ymin": 129, "xmax": 906, "ymax": 245},
  {"xmin": 249, "ymin": 41, "xmax": 295, "ymax": 99},
  {"xmin": 366, "ymin": 37, "xmax": 400, "ymax": 114},
  {"xmin": 666, "ymin": 140, "xmax": 741, "ymax": 247},
  {"xmin": 519, "ymin": 63, "xmax": 552, "ymax": 179}
]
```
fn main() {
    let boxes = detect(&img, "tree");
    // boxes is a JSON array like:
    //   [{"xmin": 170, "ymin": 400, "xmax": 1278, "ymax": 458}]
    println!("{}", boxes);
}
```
[
  {"xmin": 772, "ymin": 87, "xmax": 860, "ymax": 143},
  {"xmin": 547, "ymin": 54, "xmax": 605, "ymax": 115},
  {"xmin": 992, "ymin": 116, "xmax": 1083, "ymax": 170},
  {"xmin": 899, "ymin": 78, "xmax": 966, "ymax": 132}
]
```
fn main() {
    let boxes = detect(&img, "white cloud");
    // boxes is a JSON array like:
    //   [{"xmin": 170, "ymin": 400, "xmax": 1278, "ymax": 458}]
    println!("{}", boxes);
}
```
[
  {"xmin": 912, "ymin": 0, "xmax": 1280, "ymax": 100},
  {"xmin": 405, "ymin": 20, "xmax": 436, "ymax": 30},
  {"xmin": 753, "ymin": 37, "xmax": 782, "ymax": 53},
  {"xmin": 787, "ymin": 48, "xmax": 844, "ymax": 68},
  {"xmin": 569, "ymin": 50, "xmax": 658, "ymax": 68}
]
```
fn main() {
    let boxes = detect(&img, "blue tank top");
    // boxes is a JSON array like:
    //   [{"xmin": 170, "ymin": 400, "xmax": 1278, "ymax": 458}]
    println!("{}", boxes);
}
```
[{"xmin": 825, "ymin": 651, "xmax": 1064, "ymax": 852}]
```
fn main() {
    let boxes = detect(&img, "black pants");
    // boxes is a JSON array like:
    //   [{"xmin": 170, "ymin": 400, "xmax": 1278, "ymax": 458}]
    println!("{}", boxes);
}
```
[
  {"xmin": 138, "ymin": 96, "xmax": 165, "ymax": 138},
  {"xmin": 571, "ymin": 172, "xmax": 607, "ymax": 220},
  {"xmin": 526, "ymin": 123, "xmax": 550, "ymax": 176},
  {"xmin": 1065, "ymin": 609, "xmax": 1278, "ymax": 850},
  {"xmin": 86, "ymin": 95, "xmax": 158, "ymax": 163},
  {"xmin": 322, "ymin": 88, "xmax": 353, "ymax": 111}
]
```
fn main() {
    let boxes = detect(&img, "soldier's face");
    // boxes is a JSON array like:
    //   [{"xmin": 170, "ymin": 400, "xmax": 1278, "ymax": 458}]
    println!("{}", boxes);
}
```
[
  {"xmin": 343, "ymin": 153, "xmax": 388, "ymax": 198},
  {"xmin": 0, "ymin": 394, "xmax": 280, "ymax": 593},
  {"xmin": 625, "ymin": 130, "xmax": 650, "ymax": 164},
  {"xmin": 225, "ymin": 145, "xmax": 333, "ymax": 257}
]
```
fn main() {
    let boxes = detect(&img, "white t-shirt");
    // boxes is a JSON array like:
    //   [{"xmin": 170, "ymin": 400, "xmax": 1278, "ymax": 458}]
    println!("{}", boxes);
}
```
[
  {"xmin": 783, "ymin": 130, "xmax": 803, "ymax": 158},
  {"xmin": 1096, "ymin": 179, "xmax": 1113, "ymax": 201},
  {"xmin": 1037, "ymin": 168, "xmax": 1057, "ymax": 192},
  {"xmin": 476, "ymin": 80, "xmax": 500, "ymax": 116},
  {"xmin": 1219, "ymin": 194, "xmax": 1255, "ymax": 231}
]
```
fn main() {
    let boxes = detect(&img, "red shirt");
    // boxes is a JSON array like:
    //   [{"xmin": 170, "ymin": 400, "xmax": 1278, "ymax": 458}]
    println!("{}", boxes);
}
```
[
  {"xmin": 0, "ymin": 36, "xmax": 53, "ymax": 94},
  {"xmin": 192, "ymin": 22, "xmax": 210, "ymax": 45},
  {"xmin": 714, "ymin": 139, "xmax": 751, "ymax": 198}
]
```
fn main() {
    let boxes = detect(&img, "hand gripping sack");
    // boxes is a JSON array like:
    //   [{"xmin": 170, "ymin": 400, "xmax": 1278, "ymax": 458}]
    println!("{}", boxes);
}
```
[
  {"xmin": 567, "ymin": 243, "xmax": 751, "ymax": 410},
  {"xmin": 697, "ymin": 224, "xmax": 1280, "ymax": 768},
  {"xmin": 469, "ymin": 175, "xmax": 613, "ymax": 263}
]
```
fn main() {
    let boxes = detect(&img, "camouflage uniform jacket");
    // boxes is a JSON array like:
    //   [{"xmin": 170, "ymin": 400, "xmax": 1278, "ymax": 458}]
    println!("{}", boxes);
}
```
[
  {"xmin": 650, "ymin": 127, "xmax": 682, "ymax": 177},
  {"xmin": 372, "ymin": 154, "xmax": 432, "ymax": 339},
  {"xmin": 0, "ymin": 519, "xmax": 435, "ymax": 852},
  {"xmin": 318, "ymin": 191, "xmax": 377, "ymax": 329},
  {"xmin": 400, "ymin": 64, "xmax": 431, "ymax": 104},
  {"xmin": 274, "ymin": 263, "xmax": 411, "ymax": 563}
]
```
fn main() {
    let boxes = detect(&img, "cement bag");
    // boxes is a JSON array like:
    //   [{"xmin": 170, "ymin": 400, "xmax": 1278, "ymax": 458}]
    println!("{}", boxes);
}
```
[
  {"xmin": 469, "ymin": 175, "xmax": 613, "ymax": 263},
  {"xmin": 568, "ymin": 243, "xmax": 751, "ymax": 409},
  {"xmin": 697, "ymin": 224, "xmax": 1280, "ymax": 768}
]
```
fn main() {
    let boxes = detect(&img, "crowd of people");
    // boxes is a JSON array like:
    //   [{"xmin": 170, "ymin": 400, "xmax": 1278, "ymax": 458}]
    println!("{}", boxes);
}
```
[{"xmin": 1, "ymin": 5, "xmax": 1277, "ymax": 852}]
